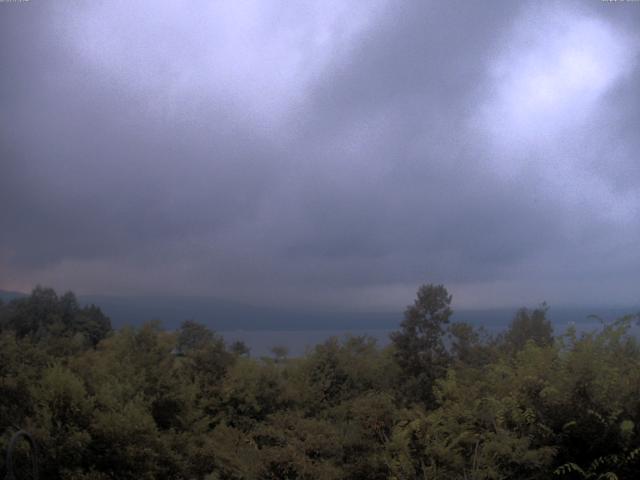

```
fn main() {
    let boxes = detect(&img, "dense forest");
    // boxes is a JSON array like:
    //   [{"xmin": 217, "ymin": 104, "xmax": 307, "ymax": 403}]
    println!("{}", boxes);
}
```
[{"xmin": 1, "ymin": 285, "xmax": 639, "ymax": 479}]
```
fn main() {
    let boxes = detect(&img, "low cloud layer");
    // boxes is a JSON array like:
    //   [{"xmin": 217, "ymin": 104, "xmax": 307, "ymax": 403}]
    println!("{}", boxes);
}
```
[{"xmin": 1, "ymin": 1, "xmax": 639, "ymax": 311}]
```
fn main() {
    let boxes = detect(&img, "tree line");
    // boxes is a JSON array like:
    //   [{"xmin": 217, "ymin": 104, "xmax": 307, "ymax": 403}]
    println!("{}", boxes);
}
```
[{"xmin": 0, "ymin": 285, "xmax": 639, "ymax": 479}]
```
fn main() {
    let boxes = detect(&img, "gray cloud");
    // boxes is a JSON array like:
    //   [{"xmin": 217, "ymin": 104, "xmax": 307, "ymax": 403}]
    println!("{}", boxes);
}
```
[{"xmin": 1, "ymin": 0, "xmax": 639, "ymax": 311}]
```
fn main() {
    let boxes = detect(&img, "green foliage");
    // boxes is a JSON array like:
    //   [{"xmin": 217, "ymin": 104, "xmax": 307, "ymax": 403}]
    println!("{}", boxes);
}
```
[
  {"xmin": 503, "ymin": 303, "xmax": 554, "ymax": 353},
  {"xmin": 221, "ymin": 358, "xmax": 293, "ymax": 430},
  {"xmin": 554, "ymin": 446, "xmax": 640, "ymax": 479},
  {"xmin": 448, "ymin": 321, "xmax": 497, "ymax": 367},
  {"xmin": 390, "ymin": 284, "xmax": 453, "ymax": 405},
  {"xmin": 0, "ymin": 286, "xmax": 111, "ymax": 350},
  {"xmin": 270, "ymin": 345, "xmax": 289, "ymax": 363},
  {"xmin": 229, "ymin": 340, "xmax": 250, "ymax": 357},
  {"xmin": 1, "ymin": 286, "xmax": 639, "ymax": 479},
  {"xmin": 177, "ymin": 320, "xmax": 215, "ymax": 354}
]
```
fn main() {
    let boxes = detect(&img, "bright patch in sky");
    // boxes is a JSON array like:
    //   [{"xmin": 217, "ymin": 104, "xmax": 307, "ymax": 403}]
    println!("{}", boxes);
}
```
[
  {"xmin": 476, "ymin": 6, "xmax": 639, "ymax": 225},
  {"xmin": 56, "ymin": 0, "xmax": 385, "ymax": 128},
  {"xmin": 483, "ymin": 7, "xmax": 634, "ymax": 150}
]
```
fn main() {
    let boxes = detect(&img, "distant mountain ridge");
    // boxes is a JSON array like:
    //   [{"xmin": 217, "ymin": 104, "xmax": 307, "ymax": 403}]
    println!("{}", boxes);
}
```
[
  {"xmin": 1, "ymin": 289, "xmax": 637, "ymax": 332},
  {"xmin": 0, "ymin": 289, "xmax": 26, "ymax": 302}
]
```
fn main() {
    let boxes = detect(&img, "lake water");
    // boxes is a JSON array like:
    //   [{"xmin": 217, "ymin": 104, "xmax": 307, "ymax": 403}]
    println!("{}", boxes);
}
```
[{"xmin": 221, "ymin": 319, "xmax": 632, "ymax": 357}]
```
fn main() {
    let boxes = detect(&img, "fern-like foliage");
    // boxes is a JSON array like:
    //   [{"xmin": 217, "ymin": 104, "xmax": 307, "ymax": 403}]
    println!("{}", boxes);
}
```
[{"xmin": 554, "ymin": 447, "xmax": 640, "ymax": 480}]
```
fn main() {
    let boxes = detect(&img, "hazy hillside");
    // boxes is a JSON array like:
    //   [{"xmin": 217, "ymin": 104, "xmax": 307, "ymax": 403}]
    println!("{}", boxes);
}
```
[
  {"xmin": 3, "ymin": 289, "xmax": 636, "ymax": 332},
  {"xmin": 0, "ymin": 290, "xmax": 25, "ymax": 303},
  {"xmin": 2, "ymin": 284, "xmax": 639, "ymax": 479}
]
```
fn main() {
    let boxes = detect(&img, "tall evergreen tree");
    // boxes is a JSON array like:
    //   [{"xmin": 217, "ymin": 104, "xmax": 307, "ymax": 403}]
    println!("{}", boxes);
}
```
[{"xmin": 390, "ymin": 284, "xmax": 453, "ymax": 405}]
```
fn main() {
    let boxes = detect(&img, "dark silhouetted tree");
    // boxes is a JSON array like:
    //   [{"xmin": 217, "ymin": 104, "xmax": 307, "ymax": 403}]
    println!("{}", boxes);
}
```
[
  {"xmin": 390, "ymin": 284, "xmax": 453, "ymax": 405},
  {"xmin": 0, "ymin": 287, "xmax": 111, "ymax": 347},
  {"xmin": 176, "ymin": 320, "xmax": 214, "ymax": 354},
  {"xmin": 504, "ymin": 303, "xmax": 553, "ymax": 352},
  {"xmin": 271, "ymin": 345, "xmax": 289, "ymax": 363},
  {"xmin": 230, "ymin": 339, "xmax": 250, "ymax": 357}
]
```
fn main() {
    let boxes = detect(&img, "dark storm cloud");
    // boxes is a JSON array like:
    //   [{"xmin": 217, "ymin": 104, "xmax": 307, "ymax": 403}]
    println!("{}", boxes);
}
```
[
  {"xmin": 1, "ymin": 3, "xmax": 279, "ymax": 268},
  {"xmin": 271, "ymin": 1, "xmax": 565, "ymax": 282},
  {"xmin": 303, "ymin": 1, "xmax": 522, "ymax": 132},
  {"xmin": 1, "ymin": 0, "xmax": 639, "ymax": 309}
]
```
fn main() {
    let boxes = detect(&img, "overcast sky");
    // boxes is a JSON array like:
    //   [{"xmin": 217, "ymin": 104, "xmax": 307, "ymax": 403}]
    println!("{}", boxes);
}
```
[{"xmin": 1, "ymin": 0, "xmax": 639, "ymax": 311}]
